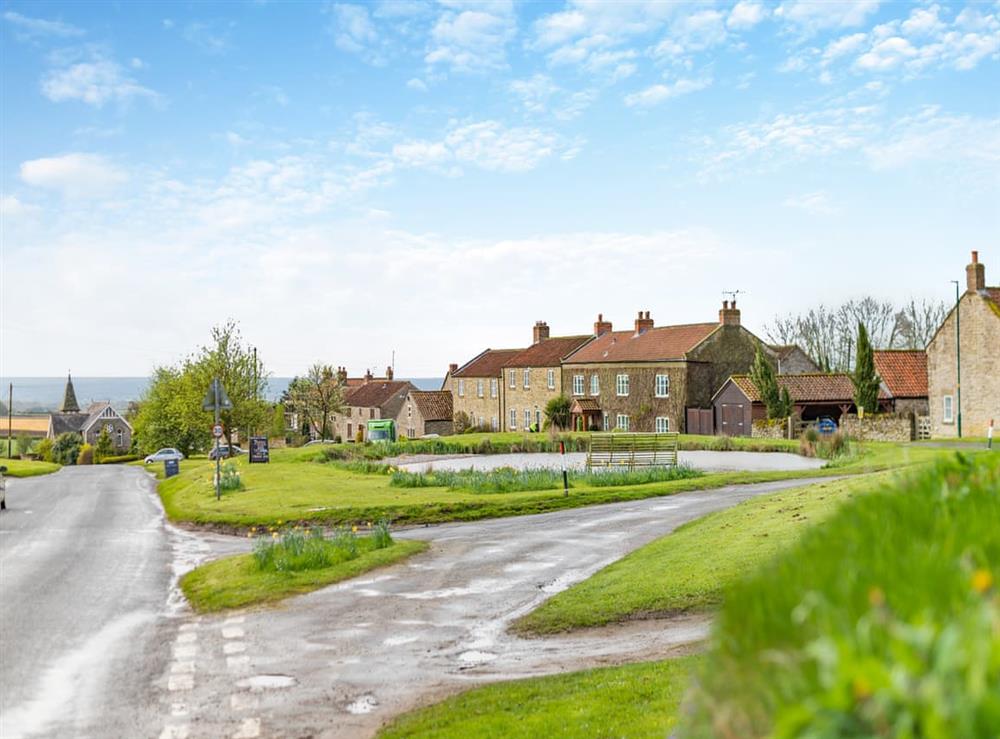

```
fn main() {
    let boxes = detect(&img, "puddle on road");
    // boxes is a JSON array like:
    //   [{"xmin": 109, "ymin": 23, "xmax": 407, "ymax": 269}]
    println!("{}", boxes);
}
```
[
  {"xmin": 236, "ymin": 674, "xmax": 297, "ymax": 691},
  {"xmin": 383, "ymin": 635, "xmax": 420, "ymax": 646},
  {"xmin": 345, "ymin": 694, "xmax": 379, "ymax": 714},
  {"xmin": 458, "ymin": 650, "xmax": 498, "ymax": 664}
]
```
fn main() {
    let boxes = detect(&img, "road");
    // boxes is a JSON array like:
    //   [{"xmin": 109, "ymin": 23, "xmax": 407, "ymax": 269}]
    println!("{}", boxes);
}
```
[{"xmin": 1, "ymin": 465, "xmax": 828, "ymax": 739}]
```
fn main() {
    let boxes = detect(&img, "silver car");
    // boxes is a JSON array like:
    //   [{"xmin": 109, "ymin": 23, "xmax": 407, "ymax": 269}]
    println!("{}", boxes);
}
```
[{"xmin": 144, "ymin": 448, "xmax": 185, "ymax": 464}]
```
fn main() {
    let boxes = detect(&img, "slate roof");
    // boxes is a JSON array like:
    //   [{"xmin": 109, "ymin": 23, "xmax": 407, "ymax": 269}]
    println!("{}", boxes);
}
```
[
  {"xmin": 409, "ymin": 390, "xmax": 453, "ymax": 421},
  {"xmin": 729, "ymin": 374, "xmax": 889, "ymax": 404},
  {"xmin": 345, "ymin": 381, "xmax": 415, "ymax": 409},
  {"xmin": 60, "ymin": 375, "xmax": 80, "ymax": 413},
  {"xmin": 452, "ymin": 348, "xmax": 524, "ymax": 378},
  {"xmin": 504, "ymin": 335, "xmax": 594, "ymax": 368},
  {"xmin": 50, "ymin": 413, "xmax": 89, "ymax": 436},
  {"xmin": 564, "ymin": 323, "xmax": 719, "ymax": 364},
  {"xmin": 873, "ymin": 350, "xmax": 928, "ymax": 398}
]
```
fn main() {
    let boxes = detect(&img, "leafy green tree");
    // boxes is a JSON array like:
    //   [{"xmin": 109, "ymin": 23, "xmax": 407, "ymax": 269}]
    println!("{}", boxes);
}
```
[
  {"xmin": 36, "ymin": 437, "xmax": 54, "ymax": 463},
  {"xmin": 286, "ymin": 364, "xmax": 344, "ymax": 439},
  {"xmin": 94, "ymin": 428, "xmax": 114, "ymax": 462},
  {"xmin": 132, "ymin": 365, "xmax": 210, "ymax": 456},
  {"xmin": 750, "ymin": 346, "xmax": 788, "ymax": 420},
  {"xmin": 52, "ymin": 432, "xmax": 83, "ymax": 466},
  {"xmin": 852, "ymin": 322, "xmax": 881, "ymax": 416},
  {"xmin": 544, "ymin": 395, "xmax": 572, "ymax": 430},
  {"xmin": 270, "ymin": 403, "xmax": 287, "ymax": 439}
]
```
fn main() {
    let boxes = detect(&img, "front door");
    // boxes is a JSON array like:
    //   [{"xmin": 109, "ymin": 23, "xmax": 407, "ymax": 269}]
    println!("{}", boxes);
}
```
[{"xmin": 720, "ymin": 404, "xmax": 746, "ymax": 437}]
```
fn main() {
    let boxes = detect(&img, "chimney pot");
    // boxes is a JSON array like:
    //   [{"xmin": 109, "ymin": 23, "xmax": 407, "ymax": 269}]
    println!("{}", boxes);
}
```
[
  {"xmin": 594, "ymin": 313, "xmax": 612, "ymax": 336},
  {"xmin": 386, "ymin": 366, "xmax": 394, "ymax": 380},
  {"xmin": 973, "ymin": 250, "xmax": 979, "ymax": 263},
  {"xmin": 532, "ymin": 320, "xmax": 550, "ymax": 344},
  {"xmin": 634, "ymin": 311, "xmax": 654, "ymax": 335},
  {"xmin": 719, "ymin": 300, "xmax": 741, "ymax": 327}
]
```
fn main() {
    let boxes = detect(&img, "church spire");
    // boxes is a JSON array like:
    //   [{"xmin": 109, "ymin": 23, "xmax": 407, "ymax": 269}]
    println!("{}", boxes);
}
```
[{"xmin": 60, "ymin": 372, "xmax": 80, "ymax": 413}]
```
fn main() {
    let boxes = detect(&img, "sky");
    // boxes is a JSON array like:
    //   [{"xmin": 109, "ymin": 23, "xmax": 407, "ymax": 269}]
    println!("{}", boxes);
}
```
[{"xmin": 1, "ymin": 0, "xmax": 998, "ymax": 377}]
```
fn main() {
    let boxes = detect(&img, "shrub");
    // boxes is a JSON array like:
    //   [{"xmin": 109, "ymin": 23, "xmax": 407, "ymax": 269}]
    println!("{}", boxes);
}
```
[
  {"xmin": 453, "ymin": 411, "xmax": 472, "ymax": 434},
  {"xmin": 35, "ymin": 437, "xmax": 54, "ymax": 463},
  {"xmin": 94, "ymin": 428, "xmax": 114, "ymax": 462},
  {"xmin": 371, "ymin": 518, "xmax": 393, "ymax": 549},
  {"xmin": 355, "ymin": 429, "xmax": 364, "ymax": 444},
  {"xmin": 52, "ymin": 432, "xmax": 83, "ymax": 466},
  {"xmin": 15, "ymin": 434, "xmax": 33, "ymax": 457},
  {"xmin": 799, "ymin": 427, "xmax": 820, "ymax": 457},
  {"xmin": 77, "ymin": 443, "xmax": 94, "ymax": 465},
  {"xmin": 816, "ymin": 430, "xmax": 849, "ymax": 460},
  {"xmin": 219, "ymin": 461, "xmax": 243, "ymax": 492}
]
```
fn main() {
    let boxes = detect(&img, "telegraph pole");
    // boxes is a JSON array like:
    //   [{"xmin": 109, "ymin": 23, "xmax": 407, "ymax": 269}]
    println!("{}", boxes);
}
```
[
  {"xmin": 7, "ymin": 383, "xmax": 12, "ymax": 459},
  {"xmin": 951, "ymin": 280, "xmax": 962, "ymax": 438}
]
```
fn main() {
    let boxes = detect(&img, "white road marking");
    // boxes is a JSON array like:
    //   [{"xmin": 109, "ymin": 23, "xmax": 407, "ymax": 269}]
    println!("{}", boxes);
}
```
[
  {"xmin": 223, "ymin": 616, "xmax": 246, "ymax": 625},
  {"xmin": 159, "ymin": 725, "xmax": 190, "ymax": 739},
  {"xmin": 170, "ymin": 661, "xmax": 196, "ymax": 674},
  {"xmin": 167, "ymin": 674, "xmax": 194, "ymax": 691},
  {"xmin": 223, "ymin": 641, "xmax": 247, "ymax": 655},
  {"xmin": 222, "ymin": 627, "xmax": 245, "ymax": 639},
  {"xmin": 232, "ymin": 717, "xmax": 261, "ymax": 738}
]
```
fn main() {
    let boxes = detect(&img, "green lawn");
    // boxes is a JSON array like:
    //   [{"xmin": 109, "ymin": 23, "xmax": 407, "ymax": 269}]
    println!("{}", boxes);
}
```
[
  {"xmin": 512, "ymin": 472, "xmax": 895, "ymax": 635},
  {"xmin": 180, "ymin": 537, "xmax": 428, "ymax": 612},
  {"xmin": 377, "ymin": 656, "xmax": 698, "ymax": 739},
  {"xmin": 1, "ymin": 458, "xmax": 61, "ymax": 478}
]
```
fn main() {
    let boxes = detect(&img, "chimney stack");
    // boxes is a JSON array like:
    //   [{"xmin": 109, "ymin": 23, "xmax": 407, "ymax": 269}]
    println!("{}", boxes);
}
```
[
  {"xmin": 385, "ymin": 366, "xmax": 394, "ymax": 380},
  {"xmin": 337, "ymin": 366, "xmax": 348, "ymax": 385},
  {"xmin": 594, "ymin": 313, "xmax": 612, "ymax": 336},
  {"xmin": 634, "ymin": 310, "xmax": 654, "ymax": 335},
  {"xmin": 364, "ymin": 368, "xmax": 373, "ymax": 383},
  {"xmin": 533, "ymin": 320, "xmax": 550, "ymax": 344},
  {"xmin": 967, "ymin": 250, "xmax": 986, "ymax": 293},
  {"xmin": 719, "ymin": 300, "xmax": 741, "ymax": 327},
  {"xmin": 448, "ymin": 363, "xmax": 458, "ymax": 375}
]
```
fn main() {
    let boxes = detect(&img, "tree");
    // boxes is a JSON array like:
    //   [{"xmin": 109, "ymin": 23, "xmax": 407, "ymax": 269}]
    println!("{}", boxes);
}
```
[
  {"xmin": 132, "ymin": 365, "xmax": 210, "ymax": 456},
  {"xmin": 270, "ymin": 403, "xmax": 287, "ymax": 439},
  {"xmin": 94, "ymin": 428, "xmax": 114, "ymax": 461},
  {"xmin": 286, "ymin": 364, "xmax": 345, "ymax": 440},
  {"xmin": 895, "ymin": 298, "xmax": 949, "ymax": 349},
  {"xmin": 544, "ymin": 395, "xmax": 572, "ymax": 430},
  {"xmin": 750, "ymin": 346, "xmax": 787, "ymax": 420},
  {"xmin": 52, "ymin": 432, "xmax": 83, "ymax": 466},
  {"xmin": 852, "ymin": 322, "xmax": 881, "ymax": 416}
]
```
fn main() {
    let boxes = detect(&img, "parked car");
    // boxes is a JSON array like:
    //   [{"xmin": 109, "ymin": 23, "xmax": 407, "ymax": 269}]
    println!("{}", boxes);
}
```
[
  {"xmin": 816, "ymin": 417, "xmax": 838, "ymax": 435},
  {"xmin": 209, "ymin": 445, "xmax": 245, "ymax": 460},
  {"xmin": 144, "ymin": 448, "xmax": 185, "ymax": 464}
]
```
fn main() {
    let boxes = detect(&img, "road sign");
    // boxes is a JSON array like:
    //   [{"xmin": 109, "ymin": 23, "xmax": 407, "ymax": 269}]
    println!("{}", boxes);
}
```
[
  {"xmin": 202, "ymin": 379, "xmax": 233, "ymax": 411},
  {"xmin": 213, "ymin": 423, "xmax": 224, "ymax": 438}
]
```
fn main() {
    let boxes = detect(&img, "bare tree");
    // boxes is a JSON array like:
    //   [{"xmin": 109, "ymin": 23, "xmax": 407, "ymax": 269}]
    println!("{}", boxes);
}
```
[
  {"xmin": 287, "ymin": 364, "xmax": 345, "ymax": 439},
  {"xmin": 894, "ymin": 299, "xmax": 949, "ymax": 349}
]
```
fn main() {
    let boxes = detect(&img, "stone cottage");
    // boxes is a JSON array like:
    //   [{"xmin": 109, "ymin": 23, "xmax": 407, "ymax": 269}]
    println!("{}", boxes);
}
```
[
  {"xmin": 444, "ymin": 348, "xmax": 523, "ymax": 431},
  {"xmin": 873, "ymin": 350, "xmax": 929, "ymax": 417},
  {"xmin": 331, "ymin": 377, "xmax": 415, "ymax": 442},
  {"xmin": 396, "ymin": 390, "xmax": 454, "ymax": 438},
  {"xmin": 927, "ymin": 251, "xmax": 1000, "ymax": 437}
]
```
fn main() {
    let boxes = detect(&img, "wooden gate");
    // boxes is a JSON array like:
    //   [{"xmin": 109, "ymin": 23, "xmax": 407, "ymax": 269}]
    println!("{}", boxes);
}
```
[{"xmin": 685, "ymin": 408, "xmax": 714, "ymax": 435}]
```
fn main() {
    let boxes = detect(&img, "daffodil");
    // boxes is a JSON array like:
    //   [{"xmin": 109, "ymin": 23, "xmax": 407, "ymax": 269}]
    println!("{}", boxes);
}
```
[{"xmin": 972, "ymin": 569, "xmax": 993, "ymax": 594}]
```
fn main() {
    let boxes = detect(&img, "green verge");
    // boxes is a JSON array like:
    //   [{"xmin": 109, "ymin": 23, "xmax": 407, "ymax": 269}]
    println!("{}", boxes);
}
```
[
  {"xmin": 377, "ymin": 655, "xmax": 698, "ymax": 739},
  {"xmin": 1, "ymin": 459, "xmax": 61, "ymax": 478},
  {"xmin": 180, "ymin": 538, "xmax": 428, "ymax": 612},
  {"xmin": 512, "ymin": 472, "xmax": 894, "ymax": 636},
  {"xmin": 679, "ymin": 451, "xmax": 1000, "ymax": 737}
]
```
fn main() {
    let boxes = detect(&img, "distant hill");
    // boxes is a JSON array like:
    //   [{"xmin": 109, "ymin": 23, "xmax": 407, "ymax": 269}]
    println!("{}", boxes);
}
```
[{"xmin": 0, "ymin": 377, "xmax": 443, "ymax": 412}]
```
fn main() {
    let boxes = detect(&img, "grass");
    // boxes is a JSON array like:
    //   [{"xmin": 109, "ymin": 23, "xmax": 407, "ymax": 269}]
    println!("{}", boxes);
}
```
[
  {"xmin": 180, "ymin": 534, "xmax": 428, "ymax": 612},
  {"xmin": 680, "ymin": 451, "xmax": 1000, "ymax": 737},
  {"xmin": 388, "ymin": 464, "xmax": 702, "ymax": 493},
  {"xmin": 377, "ymin": 655, "xmax": 698, "ymax": 739},
  {"xmin": 0, "ymin": 458, "xmax": 61, "ymax": 478}
]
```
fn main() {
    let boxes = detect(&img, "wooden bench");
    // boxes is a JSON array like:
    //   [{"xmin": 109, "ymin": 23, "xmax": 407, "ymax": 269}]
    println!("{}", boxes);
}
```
[{"xmin": 587, "ymin": 432, "xmax": 679, "ymax": 470}]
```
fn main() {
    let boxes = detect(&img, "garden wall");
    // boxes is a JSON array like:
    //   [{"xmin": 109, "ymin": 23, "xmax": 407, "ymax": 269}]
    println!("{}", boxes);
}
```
[
  {"xmin": 841, "ymin": 413, "xmax": 913, "ymax": 442},
  {"xmin": 751, "ymin": 419, "xmax": 790, "ymax": 440}
]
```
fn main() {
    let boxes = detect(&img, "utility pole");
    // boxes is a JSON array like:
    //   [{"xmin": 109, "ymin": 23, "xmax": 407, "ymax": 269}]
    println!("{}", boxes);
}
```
[
  {"xmin": 951, "ymin": 280, "xmax": 962, "ymax": 438},
  {"xmin": 7, "ymin": 383, "xmax": 12, "ymax": 459}
]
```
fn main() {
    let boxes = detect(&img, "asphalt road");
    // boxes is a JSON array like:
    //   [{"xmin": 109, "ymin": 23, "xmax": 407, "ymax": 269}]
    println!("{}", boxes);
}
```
[{"xmin": 0, "ymin": 466, "xmax": 175, "ymax": 739}]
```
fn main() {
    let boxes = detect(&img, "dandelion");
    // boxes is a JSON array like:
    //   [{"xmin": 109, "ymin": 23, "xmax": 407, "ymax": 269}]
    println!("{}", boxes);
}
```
[
  {"xmin": 852, "ymin": 676, "xmax": 872, "ymax": 700},
  {"xmin": 867, "ymin": 586, "xmax": 885, "ymax": 608},
  {"xmin": 972, "ymin": 569, "xmax": 993, "ymax": 594}
]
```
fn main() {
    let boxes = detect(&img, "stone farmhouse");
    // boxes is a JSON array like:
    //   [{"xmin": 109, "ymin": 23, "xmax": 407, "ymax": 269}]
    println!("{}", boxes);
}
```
[
  {"xmin": 330, "ymin": 374, "xmax": 415, "ymax": 442},
  {"xmin": 444, "ymin": 348, "xmax": 522, "ymax": 431},
  {"xmin": 396, "ymin": 390, "xmax": 454, "ymax": 439},
  {"xmin": 927, "ymin": 251, "xmax": 1000, "ymax": 438}
]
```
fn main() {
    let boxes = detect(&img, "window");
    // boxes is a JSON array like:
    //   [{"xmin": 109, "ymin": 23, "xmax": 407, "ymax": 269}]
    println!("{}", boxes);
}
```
[
  {"xmin": 547, "ymin": 369, "xmax": 555, "ymax": 389},
  {"xmin": 116, "ymin": 429, "xmax": 124, "ymax": 447},
  {"xmin": 655, "ymin": 374, "xmax": 670, "ymax": 397},
  {"xmin": 590, "ymin": 374, "xmax": 600, "ymax": 396},
  {"xmin": 490, "ymin": 378, "xmax": 498, "ymax": 398},
  {"xmin": 602, "ymin": 412, "xmax": 609, "ymax": 431},
  {"xmin": 347, "ymin": 423, "xmax": 352, "ymax": 437},
  {"xmin": 509, "ymin": 369, "xmax": 517, "ymax": 389},
  {"xmin": 477, "ymin": 379, "xmax": 484, "ymax": 398},
  {"xmin": 943, "ymin": 395, "xmax": 955, "ymax": 423},
  {"xmin": 370, "ymin": 408, "xmax": 375, "ymax": 419},
  {"xmin": 524, "ymin": 409, "xmax": 532, "ymax": 429},
  {"xmin": 535, "ymin": 409, "xmax": 542, "ymax": 428},
  {"xmin": 523, "ymin": 368, "xmax": 530, "ymax": 389},
  {"xmin": 509, "ymin": 408, "xmax": 517, "ymax": 430},
  {"xmin": 573, "ymin": 374, "xmax": 584, "ymax": 395},
  {"xmin": 655, "ymin": 417, "xmax": 670, "ymax": 433},
  {"xmin": 616, "ymin": 414, "xmax": 630, "ymax": 431},
  {"xmin": 458, "ymin": 379, "xmax": 465, "ymax": 397},
  {"xmin": 407, "ymin": 404, "xmax": 412, "ymax": 418},
  {"xmin": 616, "ymin": 374, "xmax": 630, "ymax": 396},
  {"xmin": 491, "ymin": 416, "xmax": 498, "ymax": 431}
]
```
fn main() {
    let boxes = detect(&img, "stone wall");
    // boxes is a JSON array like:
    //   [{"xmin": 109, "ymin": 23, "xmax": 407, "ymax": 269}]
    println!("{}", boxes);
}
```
[
  {"xmin": 841, "ymin": 413, "xmax": 914, "ymax": 442},
  {"xmin": 752, "ymin": 419, "xmax": 789, "ymax": 439},
  {"xmin": 561, "ymin": 362, "xmax": 687, "ymax": 432}
]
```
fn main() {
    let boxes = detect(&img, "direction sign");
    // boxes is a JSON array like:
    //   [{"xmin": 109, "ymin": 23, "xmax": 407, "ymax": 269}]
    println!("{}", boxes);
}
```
[
  {"xmin": 202, "ymin": 378, "xmax": 233, "ymax": 411},
  {"xmin": 213, "ymin": 423, "xmax": 224, "ymax": 438}
]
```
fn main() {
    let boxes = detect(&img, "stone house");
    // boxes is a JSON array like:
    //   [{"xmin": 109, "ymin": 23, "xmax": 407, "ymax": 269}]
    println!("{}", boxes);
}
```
[
  {"xmin": 331, "ymin": 379, "xmax": 415, "ymax": 442},
  {"xmin": 770, "ymin": 345, "xmax": 820, "ymax": 374},
  {"xmin": 501, "ymin": 322, "xmax": 593, "ymax": 432},
  {"xmin": 444, "ymin": 348, "xmax": 522, "ymax": 431},
  {"xmin": 927, "ymin": 251, "xmax": 1000, "ymax": 437},
  {"xmin": 873, "ymin": 350, "xmax": 929, "ymax": 417},
  {"xmin": 560, "ymin": 302, "xmax": 767, "ymax": 433},
  {"xmin": 396, "ymin": 390, "xmax": 454, "ymax": 438}
]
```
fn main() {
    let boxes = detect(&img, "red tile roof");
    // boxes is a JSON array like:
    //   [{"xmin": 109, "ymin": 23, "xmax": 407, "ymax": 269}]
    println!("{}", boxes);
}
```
[
  {"xmin": 873, "ymin": 350, "xmax": 928, "ymax": 398},
  {"xmin": 345, "ymin": 381, "xmax": 414, "ymax": 409},
  {"xmin": 564, "ymin": 323, "xmax": 719, "ymax": 363},
  {"xmin": 409, "ymin": 390, "xmax": 453, "ymax": 421},
  {"xmin": 504, "ymin": 335, "xmax": 593, "ymax": 368},
  {"xmin": 452, "ymin": 348, "xmax": 524, "ymax": 378},
  {"xmin": 730, "ymin": 373, "xmax": 889, "ymax": 403}
]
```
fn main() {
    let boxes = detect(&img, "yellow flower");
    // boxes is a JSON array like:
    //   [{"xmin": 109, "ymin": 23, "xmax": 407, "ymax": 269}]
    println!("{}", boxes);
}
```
[
  {"xmin": 272, "ymin": 532, "xmax": 279, "ymax": 539},
  {"xmin": 867, "ymin": 586, "xmax": 885, "ymax": 608},
  {"xmin": 352, "ymin": 525, "xmax": 358, "ymax": 533},
  {"xmin": 852, "ymin": 676, "xmax": 872, "ymax": 701},
  {"xmin": 972, "ymin": 569, "xmax": 993, "ymax": 594},
  {"xmin": 246, "ymin": 532, "xmax": 253, "ymax": 538}
]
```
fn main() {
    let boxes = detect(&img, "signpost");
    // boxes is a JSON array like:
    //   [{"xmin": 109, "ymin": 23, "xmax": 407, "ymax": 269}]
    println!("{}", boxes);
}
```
[
  {"xmin": 249, "ymin": 436, "xmax": 269, "ymax": 464},
  {"xmin": 203, "ymin": 378, "xmax": 233, "ymax": 501}
]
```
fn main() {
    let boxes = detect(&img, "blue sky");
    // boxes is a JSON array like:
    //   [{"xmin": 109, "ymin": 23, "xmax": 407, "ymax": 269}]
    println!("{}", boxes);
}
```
[{"xmin": 2, "ymin": 0, "xmax": 998, "ymax": 376}]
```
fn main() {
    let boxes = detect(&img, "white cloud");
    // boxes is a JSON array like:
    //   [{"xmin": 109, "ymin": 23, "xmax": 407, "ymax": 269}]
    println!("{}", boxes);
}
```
[
  {"xmin": 406, "ymin": 77, "xmax": 428, "ymax": 92},
  {"xmin": 727, "ymin": 1, "xmax": 767, "ymax": 31},
  {"xmin": 775, "ymin": 0, "xmax": 881, "ymax": 35},
  {"xmin": 20, "ymin": 153, "xmax": 129, "ymax": 198},
  {"xmin": 1, "ymin": 195, "xmax": 42, "ymax": 218},
  {"xmin": 3, "ymin": 11, "xmax": 84, "ymax": 38},
  {"xmin": 901, "ymin": 5, "xmax": 944, "ymax": 37},
  {"xmin": 782, "ymin": 191, "xmax": 838, "ymax": 215},
  {"xmin": 330, "ymin": 3, "xmax": 382, "ymax": 61},
  {"xmin": 624, "ymin": 78, "xmax": 711, "ymax": 107},
  {"xmin": 822, "ymin": 32, "xmax": 868, "ymax": 63},
  {"xmin": 42, "ymin": 56, "xmax": 159, "ymax": 107},
  {"xmin": 426, "ymin": 6, "xmax": 516, "ymax": 72},
  {"xmin": 855, "ymin": 36, "xmax": 917, "ymax": 71},
  {"xmin": 865, "ymin": 107, "xmax": 1000, "ymax": 169},
  {"xmin": 181, "ymin": 21, "xmax": 232, "ymax": 53},
  {"xmin": 509, "ymin": 74, "xmax": 596, "ymax": 120}
]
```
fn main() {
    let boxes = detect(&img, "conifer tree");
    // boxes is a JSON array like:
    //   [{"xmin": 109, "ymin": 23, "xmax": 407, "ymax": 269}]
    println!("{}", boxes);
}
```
[
  {"xmin": 851, "ymin": 322, "xmax": 881, "ymax": 415},
  {"xmin": 750, "ymin": 346, "xmax": 786, "ymax": 419}
]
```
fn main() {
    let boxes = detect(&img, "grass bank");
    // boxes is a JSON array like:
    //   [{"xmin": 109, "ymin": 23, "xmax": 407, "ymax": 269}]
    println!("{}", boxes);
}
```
[
  {"xmin": 513, "ymin": 472, "xmax": 893, "ymax": 635},
  {"xmin": 1, "ymin": 458, "xmax": 61, "ymax": 478},
  {"xmin": 377, "ymin": 656, "xmax": 697, "ymax": 739},
  {"xmin": 680, "ymin": 451, "xmax": 1000, "ymax": 736}
]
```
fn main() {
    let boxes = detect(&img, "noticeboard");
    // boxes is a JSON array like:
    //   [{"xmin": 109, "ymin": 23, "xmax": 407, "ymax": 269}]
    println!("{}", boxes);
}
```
[
  {"xmin": 164, "ymin": 459, "xmax": 180, "ymax": 478},
  {"xmin": 249, "ymin": 436, "xmax": 269, "ymax": 464}
]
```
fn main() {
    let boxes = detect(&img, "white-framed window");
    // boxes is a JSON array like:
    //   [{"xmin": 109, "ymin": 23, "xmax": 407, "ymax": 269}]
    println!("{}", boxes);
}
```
[
  {"xmin": 458, "ymin": 379, "xmax": 465, "ymax": 397},
  {"xmin": 655, "ymin": 416, "xmax": 670, "ymax": 433},
  {"xmin": 943, "ymin": 395, "xmax": 955, "ymax": 424},
  {"xmin": 535, "ymin": 409, "xmax": 541, "ymax": 428},
  {"xmin": 509, "ymin": 369, "xmax": 517, "ymax": 389},
  {"xmin": 547, "ymin": 369, "xmax": 555, "ymax": 390},
  {"xmin": 116, "ymin": 429, "xmax": 124, "ymax": 447},
  {"xmin": 573, "ymin": 374, "xmax": 584, "ymax": 395},
  {"xmin": 523, "ymin": 368, "xmax": 531, "ymax": 389},
  {"xmin": 477, "ymin": 379, "xmax": 484, "ymax": 398},
  {"xmin": 524, "ymin": 409, "xmax": 532, "ymax": 429},
  {"xmin": 616, "ymin": 374, "xmax": 630, "ymax": 396},
  {"xmin": 616, "ymin": 414, "xmax": 630, "ymax": 431},
  {"xmin": 655, "ymin": 374, "xmax": 670, "ymax": 398},
  {"xmin": 490, "ymin": 378, "xmax": 498, "ymax": 398},
  {"xmin": 590, "ymin": 374, "xmax": 600, "ymax": 396},
  {"xmin": 509, "ymin": 408, "xmax": 517, "ymax": 430},
  {"xmin": 491, "ymin": 416, "xmax": 498, "ymax": 431},
  {"xmin": 602, "ymin": 412, "xmax": 609, "ymax": 431}
]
